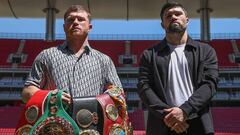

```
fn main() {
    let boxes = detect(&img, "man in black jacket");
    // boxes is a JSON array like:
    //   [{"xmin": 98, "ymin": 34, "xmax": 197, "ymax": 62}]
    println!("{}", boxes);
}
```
[{"xmin": 138, "ymin": 2, "xmax": 218, "ymax": 135}]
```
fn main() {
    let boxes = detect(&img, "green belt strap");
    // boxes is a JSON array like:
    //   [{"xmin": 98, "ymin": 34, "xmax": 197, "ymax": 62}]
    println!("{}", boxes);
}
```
[{"xmin": 30, "ymin": 89, "xmax": 80, "ymax": 135}]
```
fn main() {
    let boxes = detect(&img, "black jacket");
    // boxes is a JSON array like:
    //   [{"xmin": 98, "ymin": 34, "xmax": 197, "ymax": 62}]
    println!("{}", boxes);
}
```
[{"xmin": 137, "ymin": 37, "xmax": 219, "ymax": 135}]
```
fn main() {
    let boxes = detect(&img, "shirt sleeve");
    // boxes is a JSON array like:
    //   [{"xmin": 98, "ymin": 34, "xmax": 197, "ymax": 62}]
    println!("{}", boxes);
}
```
[
  {"xmin": 24, "ymin": 51, "xmax": 48, "ymax": 89},
  {"xmin": 138, "ymin": 49, "xmax": 171, "ymax": 119},
  {"xmin": 179, "ymin": 44, "xmax": 219, "ymax": 118},
  {"xmin": 105, "ymin": 57, "xmax": 123, "ymax": 89}
]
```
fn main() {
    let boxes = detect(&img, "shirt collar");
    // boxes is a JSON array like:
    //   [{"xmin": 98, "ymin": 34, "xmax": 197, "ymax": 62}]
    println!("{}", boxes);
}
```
[{"xmin": 60, "ymin": 41, "xmax": 92, "ymax": 54}]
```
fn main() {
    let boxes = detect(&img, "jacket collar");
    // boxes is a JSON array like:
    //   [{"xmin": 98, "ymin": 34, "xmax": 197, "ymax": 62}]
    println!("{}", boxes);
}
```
[{"xmin": 158, "ymin": 35, "xmax": 197, "ymax": 52}]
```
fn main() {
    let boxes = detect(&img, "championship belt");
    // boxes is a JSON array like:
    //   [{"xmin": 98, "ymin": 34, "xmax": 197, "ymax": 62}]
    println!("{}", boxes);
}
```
[
  {"xmin": 71, "ymin": 86, "xmax": 133, "ymax": 135},
  {"xmin": 103, "ymin": 85, "xmax": 133, "ymax": 135},
  {"xmin": 72, "ymin": 97, "xmax": 102, "ymax": 135},
  {"xmin": 30, "ymin": 89, "xmax": 79, "ymax": 135},
  {"xmin": 96, "ymin": 94, "xmax": 125, "ymax": 135},
  {"xmin": 15, "ymin": 90, "xmax": 49, "ymax": 135}
]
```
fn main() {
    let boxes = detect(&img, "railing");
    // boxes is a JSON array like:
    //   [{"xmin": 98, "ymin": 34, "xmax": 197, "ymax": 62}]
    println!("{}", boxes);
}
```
[
  {"xmin": 0, "ymin": 32, "xmax": 240, "ymax": 40},
  {"xmin": 219, "ymin": 66, "xmax": 240, "ymax": 70},
  {"xmin": 0, "ymin": 65, "xmax": 239, "ymax": 70}
]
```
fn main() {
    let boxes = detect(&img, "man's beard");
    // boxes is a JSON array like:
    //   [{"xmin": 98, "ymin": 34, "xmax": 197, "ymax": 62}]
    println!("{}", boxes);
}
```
[{"xmin": 168, "ymin": 23, "xmax": 186, "ymax": 33}]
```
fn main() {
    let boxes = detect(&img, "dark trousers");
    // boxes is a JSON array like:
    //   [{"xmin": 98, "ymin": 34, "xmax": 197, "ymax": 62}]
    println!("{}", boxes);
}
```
[{"xmin": 170, "ymin": 132, "xmax": 213, "ymax": 135}]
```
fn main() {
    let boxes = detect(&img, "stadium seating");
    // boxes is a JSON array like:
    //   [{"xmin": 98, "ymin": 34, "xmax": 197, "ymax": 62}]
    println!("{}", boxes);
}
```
[
  {"xmin": 90, "ymin": 40, "xmax": 125, "ymax": 67},
  {"xmin": 0, "ymin": 39, "xmax": 20, "ymax": 67},
  {"xmin": 236, "ymin": 40, "xmax": 240, "ymax": 50},
  {"xmin": 0, "ymin": 106, "xmax": 21, "ymax": 134},
  {"xmin": 210, "ymin": 39, "xmax": 239, "ymax": 68},
  {"xmin": 1, "ymin": 39, "xmax": 240, "ymax": 135},
  {"xmin": 19, "ymin": 39, "xmax": 63, "ymax": 67},
  {"xmin": 212, "ymin": 107, "xmax": 240, "ymax": 133},
  {"xmin": 91, "ymin": 40, "xmax": 158, "ymax": 67},
  {"xmin": 0, "ymin": 39, "xmax": 238, "ymax": 68},
  {"xmin": 0, "ymin": 77, "xmax": 25, "ymax": 88},
  {"xmin": 128, "ymin": 109, "xmax": 145, "ymax": 130},
  {"xmin": 0, "ymin": 39, "xmax": 159, "ymax": 67},
  {"xmin": 126, "ymin": 40, "xmax": 158, "ymax": 66}
]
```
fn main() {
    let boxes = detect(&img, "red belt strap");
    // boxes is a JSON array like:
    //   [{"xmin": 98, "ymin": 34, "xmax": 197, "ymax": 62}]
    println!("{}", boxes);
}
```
[{"xmin": 15, "ymin": 90, "xmax": 49, "ymax": 134}]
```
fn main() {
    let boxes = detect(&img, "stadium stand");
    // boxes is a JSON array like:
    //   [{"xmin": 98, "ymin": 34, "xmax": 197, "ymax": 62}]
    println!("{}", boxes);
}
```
[
  {"xmin": 212, "ymin": 107, "xmax": 240, "ymax": 133},
  {"xmin": 90, "ymin": 40, "xmax": 125, "ymax": 67},
  {"xmin": 19, "ymin": 39, "xmax": 64, "ymax": 67},
  {"xmin": 1, "ymin": 39, "xmax": 239, "ymax": 68},
  {"xmin": 129, "ymin": 40, "xmax": 158, "ymax": 66},
  {"xmin": 236, "ymin": 40, "xmax": 240, "ymax": 50},
  {"xmin": 1, "ymin": 39, "xmax": 240, "ymax": 134},
  {"xmin": 128, "ymin": 110, "xmax": 145, "ymax": 130},
  {"xmin": 0, "ymin": 39, "xmax": 20, "ymax": 67},
  {"xmin": 210, "ymin": 39, "xmax": 239, "ymax": 68},
  {"xmin": 0, "ymin": 106, "xmax": 22, "ymax": 135}
]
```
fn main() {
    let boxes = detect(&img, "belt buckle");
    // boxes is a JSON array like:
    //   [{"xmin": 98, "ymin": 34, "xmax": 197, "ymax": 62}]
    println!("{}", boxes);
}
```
[
  {"xmin": 25, "ymin": 105, "xmax": 39, "ymax": 124},
  {"xmin": 106, "ymin": 104, "xmax": 119, "ymax": 121},
  {"xmin": 76, "ymin": 109, "xmax": 99, "ymax": 128},
  {"xmin": 16, "ymin": 124, "xmax": 32, "ymax": 135},
  {"xmin": 109, "ymin": 124, "xmax": 125, "ymax": 135},
  {"xmin": 79, "ymin": 129, "xmax": 100, "ymax": 135}
]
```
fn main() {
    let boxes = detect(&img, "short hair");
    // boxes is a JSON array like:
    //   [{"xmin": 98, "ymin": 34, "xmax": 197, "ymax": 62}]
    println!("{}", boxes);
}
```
[
  {"xmin": 64, "ymin": 5, "xmax": 91, "ymax": 22},
  {"xmin": 160, "ymin": 2, "xmax": 188, "ymax": 21}
]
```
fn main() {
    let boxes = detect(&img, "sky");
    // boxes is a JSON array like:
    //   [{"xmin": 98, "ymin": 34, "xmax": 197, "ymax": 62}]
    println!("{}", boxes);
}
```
[{"xmin": 0, "ymin": 17, "xmax": 239, "ymax": 37}]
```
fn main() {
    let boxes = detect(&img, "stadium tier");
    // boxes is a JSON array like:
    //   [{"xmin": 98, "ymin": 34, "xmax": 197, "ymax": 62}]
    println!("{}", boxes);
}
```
[
  {"xmin": 0, "ymin": 39, "xmax": 240, "ymax": 134},
  {"xmin": 210, "ymin": 39, "xmax": 239, "ymax": 68},
  {"xmin": 0, "ymin": 39, "xmax": 239, "ymax": 68},
  {"xmin": 90, "ymin": 40, "xmax": 126, "ymax": 67},
  {"xmin": 212, "ymin": 107, "xmax": 240, "ymax": 133},
  {"xmin": 18, "ymin": 39, "xmax": 64, "ymax": 67},
  {"xmin": 0, "ymin": 39, "xmax": 20, "ymax": 67},
  {"xmin": 236, "ymin": 40, "xmax": 240, "ymax": 50}
]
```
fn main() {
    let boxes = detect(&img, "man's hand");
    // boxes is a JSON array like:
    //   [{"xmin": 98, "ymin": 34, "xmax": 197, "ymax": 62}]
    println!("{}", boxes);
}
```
[
  {"xmin": 22, "ymin": 85, "xmax": 40, "ymax": 103},
  {"xmin": 52, "ymin": 89, "xmax": 72, "ymax": 104},
  {"xmin": 170, "ymin": 121, "xmax": 189, "ymax": 134},
  {"xmin": 164, "ymin": 107, "xmax": 188, "ymax": 133},
  {"xmin": 62, "ymin": 91, "xmax": 72, "ymax": 104}
]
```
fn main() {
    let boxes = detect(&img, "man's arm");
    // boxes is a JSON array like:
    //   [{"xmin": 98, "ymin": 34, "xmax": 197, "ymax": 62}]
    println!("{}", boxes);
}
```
[
  {"xmin": 162, "ymin": 45, "xmax": 218, "ymax": 133},
  {"xmin": 22, "ymin": 85, "xmax": 40, "ymax": 103},
  {"xmin": 22, "ymin": 51, "xmax": 47, "ymax": 103},
  {"xmin": 22, "ymin": 85, "xmax": 72, "ymax": 104},
  {"xmin": 139, "ymin": 50, "xmax": 189, "ymax": 133},
  {"xmin": 138, "ymin": 49, "xmax": 171, "ymax": 119},
  {"xmin": 180, "ymin": 45, "xmax": 219, "ymax": 118},
  {"xmin": 105, "ymin": 57, "xmax": 123, "ymax": 89}
]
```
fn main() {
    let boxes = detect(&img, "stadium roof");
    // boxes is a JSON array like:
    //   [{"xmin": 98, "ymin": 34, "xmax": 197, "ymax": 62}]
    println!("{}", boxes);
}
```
[{"xmin": 0, "ymin": 0, "xmax": 239, "ymax": 19}]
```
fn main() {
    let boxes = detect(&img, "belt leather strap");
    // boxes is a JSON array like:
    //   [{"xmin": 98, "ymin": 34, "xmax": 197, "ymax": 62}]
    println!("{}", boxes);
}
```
[
  {"xmin": 72, "ymin": 96, "xmax": 103, "ymax": 134},
  {"xmin": 15, "ymin": 90, "xmax": 49, "ymax": 135},
  {"xmin": 96, "ymin": 94, "xmax": 124, "ymax": 135},
  {"xmin": 30, "ymin": 89, "xmax": 80, "ymax": 135}
]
